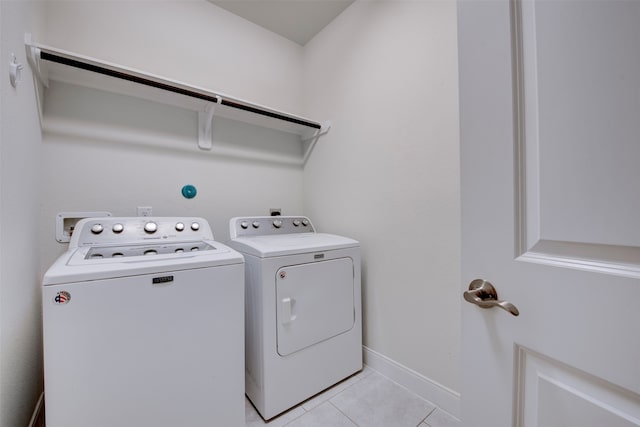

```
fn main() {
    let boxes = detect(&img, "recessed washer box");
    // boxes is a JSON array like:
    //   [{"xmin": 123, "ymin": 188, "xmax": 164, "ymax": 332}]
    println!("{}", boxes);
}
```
[{"xmin": 55, "ymin": 211, "xmax": 112, "ymax": 243}]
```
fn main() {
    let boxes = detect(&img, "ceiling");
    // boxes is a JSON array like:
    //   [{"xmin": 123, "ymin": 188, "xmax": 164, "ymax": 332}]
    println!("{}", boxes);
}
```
[{"xmin": 209, "ymin": 0, "xmax": 355, "ymax": 46}]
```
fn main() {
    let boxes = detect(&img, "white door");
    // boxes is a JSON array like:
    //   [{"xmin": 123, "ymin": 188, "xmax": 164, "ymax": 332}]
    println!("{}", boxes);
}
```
[
  {"xmin": 458, "ymin": 1, "xmax": 640, "ymax": 426},
  {"xmin": 276, "ymin": 257, "xmax": 355, "ymax": 356}
]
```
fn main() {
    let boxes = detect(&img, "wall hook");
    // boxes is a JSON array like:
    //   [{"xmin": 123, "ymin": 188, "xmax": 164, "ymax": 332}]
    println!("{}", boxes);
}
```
[{"xmin": 9, "ymin": 53, "xmax": 24, "ymax": 88}]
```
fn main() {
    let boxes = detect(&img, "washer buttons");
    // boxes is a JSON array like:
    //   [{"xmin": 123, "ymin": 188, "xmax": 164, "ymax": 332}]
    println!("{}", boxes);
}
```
[
  {"xmin": 144, "ymin": 221, "xmax": 158, "ymax": 233},
  {"xmin": 91, "ymin": 224, "xmax": 104, "ymax": 234},
  {"xmin": 301, "ymin": 219, "xmax": 310, "ymax": 227},
  {"xmin": 175, "ymin": 222, "xmax": 185, "ymax": 232},
  {"xmin": 273, "ymin": 219, "xmax": 283, "ymax": 229},
  {"xmin": 112, "ymin": 223, "xmax": 124, "ymax": 234},
  {"xmin": 252, "ymin": 221, "xmax": 260, "ymax": 229},
  {"xmin": 240, "ymin": 221, "xmax": 249, "ymax": 229},
  {"xmin": 293, "ymin": 219, "xmax": 301, "ymax": 227},
  {"xmin": 191, "ymin": 222, "xmax": 200, "ymax": 231}
]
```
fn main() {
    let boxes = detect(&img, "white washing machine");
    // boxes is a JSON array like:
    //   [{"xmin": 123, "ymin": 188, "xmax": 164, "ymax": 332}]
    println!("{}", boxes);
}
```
[
  {"xmin": 227, "ymin": 216, "xmax": 362, "ymax": 420},
  {"xmin": 42, "ymin": 217, "xmax": 245, "ymax": 427}
]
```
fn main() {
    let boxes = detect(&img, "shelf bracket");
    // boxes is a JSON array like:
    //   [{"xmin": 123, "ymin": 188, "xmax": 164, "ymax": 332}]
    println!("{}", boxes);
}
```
[
  {"xmin": 25, "ymin": 33, "xmax": 49, "ymax": 125},
  {"xmin": 302, "ymin": 120, "xmax": 331, "ymax": 165},
  {"xmin": 197, "ymin": 95, "xmax": 221, "ymax": 150},
  {"xmin": 25, "ymin": 34, "xmax": 49, "ymax": 87}
]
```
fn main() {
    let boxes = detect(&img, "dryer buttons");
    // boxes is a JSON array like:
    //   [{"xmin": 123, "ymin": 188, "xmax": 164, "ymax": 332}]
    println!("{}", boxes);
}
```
[
  {"xmin": 273, "ymin": 219, "xmax": 283, "ymax": 229},
  {"xmin": 112, "ymin": 223, "xmax": 124, "ymax": 234},
  {"xmin": 91, "ymin": 224, "xmax": 104, "ymax": 234},
  {"xmin": 191, "ymin": 222, "xmax": 200, "ymax": 231},
  {"xmin": 252, "ymin": 221, "xmax": 260, "ymax": 229},
  {"xmin": 175, "ymin": 222, "xmax": 185, "ymax": 232},
  {"xmin": 240, "ymin": 221, "xmax": 249, "ymax": 229},
  {"xmin": 293, "ymin": 219, "xmax": 301, "ymax": 227}
]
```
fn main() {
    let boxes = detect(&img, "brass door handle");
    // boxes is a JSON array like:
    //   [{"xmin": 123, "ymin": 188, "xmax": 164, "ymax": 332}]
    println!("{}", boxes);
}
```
[{"xmin": 464, "ymin": 279, "xmax": 519, "ymax": 316}]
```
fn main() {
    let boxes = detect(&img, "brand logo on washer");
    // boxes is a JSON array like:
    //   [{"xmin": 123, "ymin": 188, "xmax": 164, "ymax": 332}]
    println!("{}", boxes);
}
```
[
  {"xmin": 152, "ymin": 275, "xmax": 174, "ymax": 284},
  {"xmin": 53, "ymin": 291, "xmax": 71, "ymax": 305}
]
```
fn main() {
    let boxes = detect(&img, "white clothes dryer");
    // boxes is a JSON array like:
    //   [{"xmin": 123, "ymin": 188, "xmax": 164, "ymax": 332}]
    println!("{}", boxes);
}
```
[
  {"xmin": 42, "ymin": 217, "xmax": 245, "ymax": 427},
  {"xmin": 227, "ymin": 216, "xmax": 362, "ymax": 420}
]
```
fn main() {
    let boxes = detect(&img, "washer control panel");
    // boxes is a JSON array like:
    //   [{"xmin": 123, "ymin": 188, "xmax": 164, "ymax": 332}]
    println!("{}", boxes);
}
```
[
  {"xmin": 85, "ymin": 241, "xmax": 216, "ymax": 259},
  {"xmin": 230, "ymin": 216, "xmax": 315, "ymax": 239},
  {"xmin": 71, "ymin": 217, "xmax": 214, "ymax": 249}
]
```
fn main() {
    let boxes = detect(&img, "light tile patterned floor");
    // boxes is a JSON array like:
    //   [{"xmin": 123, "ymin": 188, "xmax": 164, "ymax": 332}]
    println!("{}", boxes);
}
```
[{"xmin": 245, "ymin": 366, "xmax": 461, "ymax": 427}]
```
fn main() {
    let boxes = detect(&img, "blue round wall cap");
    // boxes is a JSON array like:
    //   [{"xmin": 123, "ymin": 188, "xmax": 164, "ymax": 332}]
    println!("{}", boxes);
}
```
[{"xmin": 181, "ymin": 184, "xmax": 197, "ymax": 199}]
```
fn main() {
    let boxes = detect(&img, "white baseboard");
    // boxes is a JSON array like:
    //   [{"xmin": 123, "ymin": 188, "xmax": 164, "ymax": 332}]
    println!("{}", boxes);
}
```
[{"xmin": 363, "ymin": 346, "xmax": 460, "ymax": 419}]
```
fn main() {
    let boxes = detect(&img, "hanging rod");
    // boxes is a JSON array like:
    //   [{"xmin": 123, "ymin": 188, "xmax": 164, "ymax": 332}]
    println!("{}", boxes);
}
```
[
  {"xmin": 32, "ymin": 50, "xmax": 322, "ymax": 130},
  {"xmin": 40, "ymin": 51, "xmax": 222, "ymax": 103}
]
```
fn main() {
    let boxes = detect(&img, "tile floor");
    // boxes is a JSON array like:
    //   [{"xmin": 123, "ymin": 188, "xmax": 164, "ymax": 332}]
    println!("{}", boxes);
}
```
[{"xmin": 245, "ymin": 366, "xmax": 461, "ymax": 427}]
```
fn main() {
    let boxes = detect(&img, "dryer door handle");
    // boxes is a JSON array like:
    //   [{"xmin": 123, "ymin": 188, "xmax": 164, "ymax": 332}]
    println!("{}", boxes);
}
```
[{"xmin": 281, "ymin": 297, "xmax": 297, "ymax": 324}]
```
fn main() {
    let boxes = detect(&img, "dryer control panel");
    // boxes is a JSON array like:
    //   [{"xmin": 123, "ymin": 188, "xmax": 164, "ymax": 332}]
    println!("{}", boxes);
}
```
[{"xmin": 229, "ymin": 216, "xmax": 315, "ymax": 239}]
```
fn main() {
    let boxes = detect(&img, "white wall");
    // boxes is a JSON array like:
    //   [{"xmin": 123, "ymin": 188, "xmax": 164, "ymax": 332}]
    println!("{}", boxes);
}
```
[
  {"xmin": 39, "ymin": 0, "xmax": 307, "ymax": 271},
  {"xmin": 302, "ymin": 1, "xmax": 461, "ymax": 393},
  {"xmin": 0, "ymin": 1, "xmax": 45, "ymax": 426},
  {"xmin": 43, "ymin": 0, "xmax": 303, "ymax": 114}
]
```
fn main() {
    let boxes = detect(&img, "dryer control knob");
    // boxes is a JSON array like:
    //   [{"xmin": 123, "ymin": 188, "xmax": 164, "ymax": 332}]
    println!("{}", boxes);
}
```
[
  {"xmin": 112, "ymin": 223, "xmax": 124, "ymax": 234},
  {"xmin": 175, "ymin": 222, "xmax": 185, "ymax": 232},
  {"xmin": 273, "ymin": 219, "xmax": 283, "ymax": 228},
  {"xmin": 252, "ymin": 221, "xmax": 260, "ymax": 229},
  {"xmin": 91, "ymin": 224, "xmax": 104, "ymax": 234},
  {"xmin": 301, "ymin": 219, "xmax": 310, "ymax": 227},
  {"xmin": 144, "ymin": 221, "xmax": 158, "ymax": 233},
  {"xmin": 293, "ymin": 219, "xmax": 301, "ymax": 227},
  {"xmin": 240, "ymin": 221, "xmax": 249, "ymax": 229},
  {"xmin": 191, "ymin": 222, "xmax": 200, "ymax": 231}
]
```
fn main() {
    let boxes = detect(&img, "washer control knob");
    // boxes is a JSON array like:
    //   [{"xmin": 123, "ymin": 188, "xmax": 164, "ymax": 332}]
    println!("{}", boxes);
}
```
[
  {"xmin": 175, "ymin": 222, "xmax": 185, "ymax": 232},
  {"xmin": 301, "ymin": 219, "xmax": 310, "ymax": 227},
  {"xmin": 91, "ymin": 224, "xmax": 104, "ymax": 234},
  {"xmin": 144, "ymin": 221, "xmax": 158, "ymax": 234},
  {"xmin": 293, "ymin": 219, "xmax": 301, "ymax": 227},
  {"xmin": 191, "ymin": 222, "xmax": 200, "ymax": 231},
  {"xmin": 252, "ymin": 221, "xmax": 260, "ymax": 229},
  {"xmin": 273, "ymin": 219, "xmax": 283, "ymax": 229},
  {"xmin": 240, "ymin": 221, "xmax": 249, "ymax": 229},
  {"xmin": 112, "ymin": 223, "xmax": 124, "ymax": 234}
]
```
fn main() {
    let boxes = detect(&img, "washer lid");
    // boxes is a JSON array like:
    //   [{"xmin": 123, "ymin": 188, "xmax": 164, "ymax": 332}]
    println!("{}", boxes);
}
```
[{"xmin": 227, "ymin": 232, "xmax": 359, "ymax": 257}]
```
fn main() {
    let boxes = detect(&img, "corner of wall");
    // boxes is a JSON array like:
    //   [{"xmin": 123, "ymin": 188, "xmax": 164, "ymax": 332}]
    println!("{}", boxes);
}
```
[{"xmin": 0, "ymin": 1, "xmax": 46, "ymax": 426}]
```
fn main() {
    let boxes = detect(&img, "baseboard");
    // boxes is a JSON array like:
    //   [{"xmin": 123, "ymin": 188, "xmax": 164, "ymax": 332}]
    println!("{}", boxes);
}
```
[
  {"xmin": 363, "ymin": 346, "xmax": 461, "ymax": 419},
  {"xmin": 27, "ymin": 392, "xmax": 44, "ymax": 427}
]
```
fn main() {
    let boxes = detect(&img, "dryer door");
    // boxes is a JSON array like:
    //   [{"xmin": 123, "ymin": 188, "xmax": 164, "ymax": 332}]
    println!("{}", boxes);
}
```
[{"xmin": 276, "ymin": 257, "xmax": 355, "ymax": 356}]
